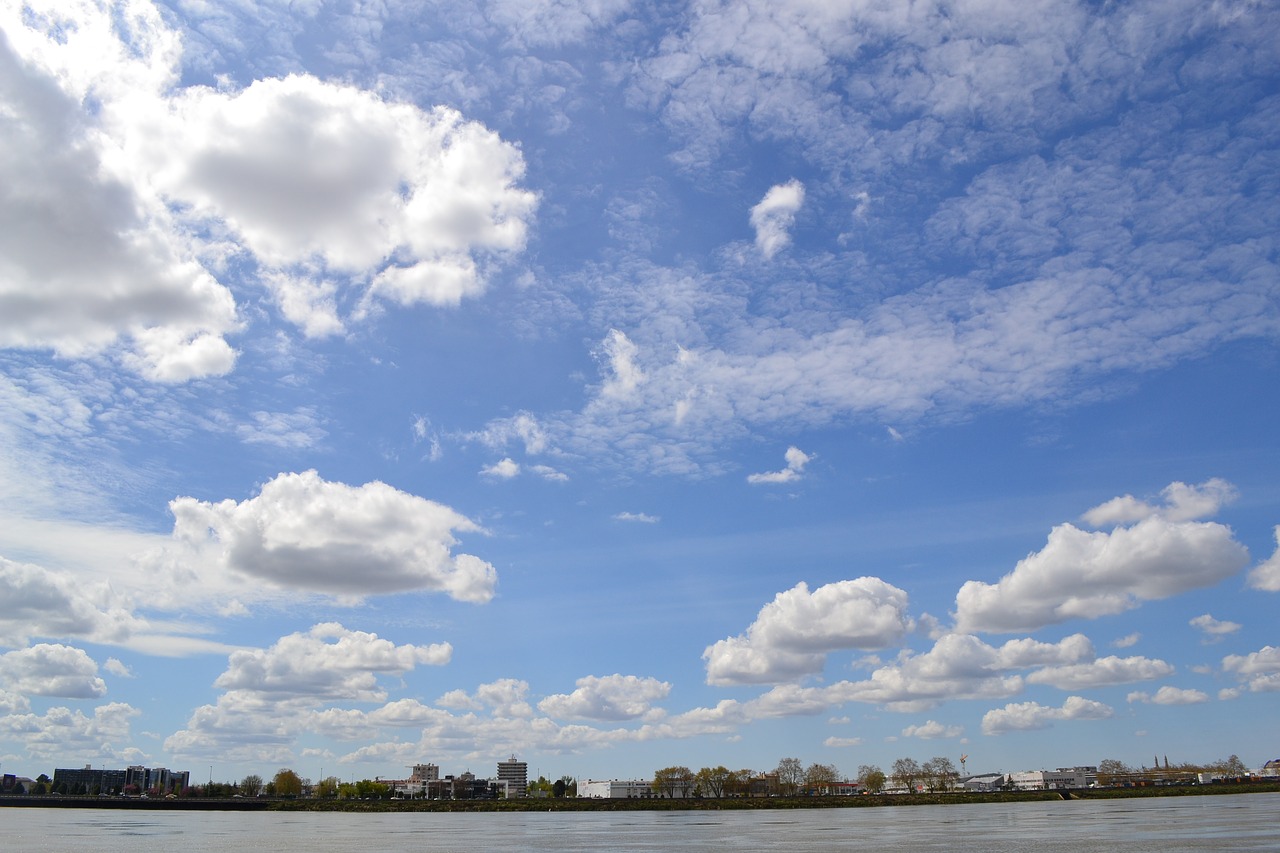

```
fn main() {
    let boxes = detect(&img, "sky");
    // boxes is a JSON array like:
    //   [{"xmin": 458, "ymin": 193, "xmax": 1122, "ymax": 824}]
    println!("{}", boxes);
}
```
[{"xmin": 1, "ymin": 0, "xmax": 1278, "ymax": 787}]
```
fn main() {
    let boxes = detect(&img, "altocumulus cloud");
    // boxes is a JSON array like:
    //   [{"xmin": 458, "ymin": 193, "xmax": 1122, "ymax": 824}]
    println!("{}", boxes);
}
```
[{"xmin": 149, "ymin": 470, "xmax": 497, "ymax": 602}]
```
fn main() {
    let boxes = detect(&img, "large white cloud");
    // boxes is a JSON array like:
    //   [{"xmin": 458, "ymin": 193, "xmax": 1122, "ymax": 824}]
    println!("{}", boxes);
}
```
[
  {"xmin": 954, "ymin": 481, "xmax": 1250, "ymax": 633},
  {"xmin": 152, "ymin": 469, "xmax": 498, "ymax": 602},
  {"xmin": 981, "ymin": 696, "xmax": 1113, "ymax": 735},
  {"xmin": 0, "ymin": 644, "xmax": 107, "ymax": 699},
  {"xmin": 1, "ymin": 0, "xmax": 537, "ymax": 379},
  {"xmin": 703, "ymin": 577, "xmax": 912, "ymax": 686},
  {"xmin": 0, "ymin": 3, "xmax": 238, "ymax": 381},
  {"xmin": 147, "ymin": 74, "xmax": 536, "ymax": 326},
  {"xmin": 538, "ymin": 674, "xmax": 671, "ymax": 721},
  {"xmin": 214, "ymin": 623, "xmax": 451, "ymax": 703}
]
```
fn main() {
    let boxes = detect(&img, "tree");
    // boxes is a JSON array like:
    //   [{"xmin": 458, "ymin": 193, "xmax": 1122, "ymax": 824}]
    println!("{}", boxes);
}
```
[
  {"xmin": 311, "ymin": 776, "xmax": 339, "ymax": 798},
  {"xmin": 695, "ymin": 766, "xmax": 732, "ymax": 798},
  {"xmin": 922, "ymin": 757, "xmax": 958, "ymax": 792},
  {"xmin": 1097, "ymin": 759, "xmax": 1131, "ymax": 785},
  {"xmin": 775, "ymin": 757, "xmax": 804, "ymax": 796},
  {"xmin": 891, "ymin": 757, "xmax": 921, "ymax": 792},
  {"xmin": 726, "ymin": 769, "xmax": 755, "ymax": 797},
  {"xmin": 857, "ymin": 765, "xmax": 886, "ymax": 794},
  {"xmin": 239, "ymin": 774, "xmax": 263, "ymax": 797},
  {"xmin": 1217, "ymin": 755, "xmax": 1249, "ymax": 777},
  {"xmin": 803, "ymin": 763, "xmax": 840, "ymax": 795},
  {"xmin": 652, "ymin": 766, "xmax": 694, "ymax": 798},
  {"xmin": 272, "ymin": 768, "xmax": 303, "ymax": 798}
]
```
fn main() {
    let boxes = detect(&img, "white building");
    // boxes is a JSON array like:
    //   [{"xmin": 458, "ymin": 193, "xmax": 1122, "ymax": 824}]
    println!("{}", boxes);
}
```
[
  {"xmin": 578, "ymin": 779, "xmax": 657, "ymax": 799},
  {"xmin": 1008, "ymin": 767, "xmax": 1095, "ymax": 790}
]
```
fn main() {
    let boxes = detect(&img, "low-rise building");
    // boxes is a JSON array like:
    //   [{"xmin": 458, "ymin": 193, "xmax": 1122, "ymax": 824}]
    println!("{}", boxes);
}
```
[{"xmin": 578, "ymin": 779, "xmax": 657, "ymax": 799}]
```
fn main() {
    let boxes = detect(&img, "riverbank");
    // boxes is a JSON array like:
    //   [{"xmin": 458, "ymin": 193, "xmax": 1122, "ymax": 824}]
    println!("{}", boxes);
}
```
[{"xmin": 5, "ymin": 780, "xmax": 1278, "ymax": 813}]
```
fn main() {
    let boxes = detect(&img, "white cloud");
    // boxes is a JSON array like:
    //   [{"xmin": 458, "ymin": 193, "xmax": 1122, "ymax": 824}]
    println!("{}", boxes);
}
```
[
  {"xmin": 538, "ymin": 674, "xmax": 671, "ymax": 721},
  {"xmin": 213, "ymin": 623, "xmax": 451, "ymax": 703},
  {"xmin": 234, "ymin": 409, "xmax": 327, "ymax": 449},
  {"xmin": 148, "ymin": 469, "xmax": 497, "ymax": 602},
  {"xmin": 1127, "ymin": 686, "xmax": 1210, "ymax": 705},
  {"xmin": 1, "ymin": 0, "xmax": 537, "ymax": 374},
  {"xmin": 104, "ymin": 658, "xmax": 134, "ymax": 678},
  {"xmin": 529, "ymin": 464, "xmax": 569, "ymax": 482},
  {"xmin": 1080, "ymin": 479, "xmax": 1237, "ymax": 526},
  {"xmin": 0, "ymin": 0, "xmax": 238, "ymax": 381},
  {"xmin": 1247, "ymin": 526, "xmax": 1280, "ymax": 592},
  {"xmin": 1221, "ymin": 646, "xmax": 1280, "ymax": 693},
  {"xmin": 597, "ymin": 329, "xmax": 646, "ymax": 400},
  {"xmin": 955, "ymin": 483, "xmax": 1250, "ymax": 633},
  {"xmin": 704, "ymin": 578, "xmax": 912, "ymax": 686},
  {"xmin": 0, "ymin": 701, "xmax": 140, "ymax": 759},
  {"xmin": 747, "ymin": 445, "xmax": 812, "ymax": 484},
  {"xmin": 0, "ymin": 644, "xmax": 106, "ymax": 699},
  {"xmin": 902, "ymin": 720, "xmax": 963, "ymax": 740},
  {"xmin": 0, "ymin": 557, "xmax": 137, "ymax": 647},
  {"xmin": 750, "ymin": 180, "xmax": 805, "ymax": 259},
  {"xmin": 1026, "ymin": 655, "xmax": 1174, "ymax": 690},
  {"xmin": 1113, "ymin": 633, "xmax": 1142, "ymax": 649},
  {"xmin": 823, "ymin": 736, "xmax": 864, "ymax": 748},
  {"xmin": 982, "ymin": 696, "xmax": 1114, "ymax": 735},
  {"xmin": 1189, "ymin": 613, "xmax": 1241, "ymax": 642},
  {"xmin": 482, "ymin": 457, "xmax": 521, "ymax": 478},
  {"xmin": 614, "ymin": 511, "xmax": 660, "ymax": 523}
]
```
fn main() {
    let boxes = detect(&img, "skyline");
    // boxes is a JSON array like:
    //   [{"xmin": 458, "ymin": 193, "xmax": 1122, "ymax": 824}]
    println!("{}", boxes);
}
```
[{"xmin": 1, "ymin": 0, "xmax": 1278, "ymax": 785}]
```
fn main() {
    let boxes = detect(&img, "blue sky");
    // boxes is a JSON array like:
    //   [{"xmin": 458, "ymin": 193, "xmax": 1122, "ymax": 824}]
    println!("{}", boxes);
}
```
[{"xmin": 1, "ymin": 0, "xmax": 1278, "ymax": 787}]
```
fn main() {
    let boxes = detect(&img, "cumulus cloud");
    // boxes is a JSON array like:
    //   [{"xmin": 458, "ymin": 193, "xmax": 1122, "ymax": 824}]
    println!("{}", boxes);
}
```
[
  {"xmin": 214, "ymin": 623, "xmax": 451, "ymax": 703},
  {"xmin": 0, "ymin": 701, "xmax": 140, "ymax": 759},
  {"xmin": 750, "ymin": 180, "xmax": 805, "ymax": 259},
  {"xmin": 1247, "ymin": 526, "xmax": 1280, "ymax": 592},
  {"xmin": 813, "ymin": 632, "xmax": 1093, "ymax": 713},
  {"xmin": 902, "ymin": 720, "xmax": 963, "ymax": 740},
  {"xmin": 747, "ymin": 446, "xmax": 812, "ymax": 484},
  {"xmin": 1026, "ymin": 655, "xmax": 1174, "ymax": 690},
  {"xmin": 1127, "ymin": 686, "xmax": 1210, "ymax": 705},
  {"xmin": 0, "ymin": 1, "xmax": 238, "ymax": 381},
  {"xmin": 1221, "ymin": 646, "xmax": 1280, "ymax": 693},
  {"xmin": 538, "ymin": 674, "xmax": 671, "ymax": 721},
  {"xmin": 1189, "ymin": 614, "xmax": 1241, "ymax": 642},
  {"xmin": 982, "ymin": 696, "xmax": 1114, "ymax": 735},
  {"xmin": 954, "ymin": 482, "xmax": 1250, "ymax": 633},
  {"xmin": 704, "ymin": 578, "xmax": 912, "ymax": 686},
  {"xmin": 151, "ymin": 469, "xmax": 497, "ymax": 602},
  {"xmin": 152, "ymin": 74, "xmax": 535, "ymax": 323},
  {"xmin": 1080, "ymin": 479, "xmax": 1237, "ymax": 526},
  {"xmin": 0, "ymin": 644, "xmax": 107, "ymax": 699},
  {"xmin": 0, "ymin": 557, "xmax": 135, "ymax": 647},
  {"xmin": 0, "ymin": 0, "xmax": 536, "ymax": 376}
]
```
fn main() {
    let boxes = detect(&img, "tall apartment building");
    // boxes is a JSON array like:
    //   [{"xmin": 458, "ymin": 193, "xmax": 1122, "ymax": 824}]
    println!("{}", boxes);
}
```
[{"xmin": 496, "ymin": 756, "xmax": 527, "ymax": 798}]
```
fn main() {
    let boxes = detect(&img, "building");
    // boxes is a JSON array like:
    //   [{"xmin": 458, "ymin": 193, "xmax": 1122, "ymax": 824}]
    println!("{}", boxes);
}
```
[
  {"xmin": 497, "ymin": 756, "xmax": 527, "ymax": 798},
  {"xmin": 1007, "ymin": 767, "xmax": 1096, "ymax": 790},
  {"xmin": 578, "ymin": 779, "xmax": 657, "ymax": 799},
  {"xmin": 53, "ymin": 765, "xmax": 189, "ymax": 795}
]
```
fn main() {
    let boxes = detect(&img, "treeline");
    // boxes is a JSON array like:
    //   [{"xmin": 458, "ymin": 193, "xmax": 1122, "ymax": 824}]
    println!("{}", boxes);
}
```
[{"xmin": 649, "ymin": 757, "xmax": 952, "ymax": 797}]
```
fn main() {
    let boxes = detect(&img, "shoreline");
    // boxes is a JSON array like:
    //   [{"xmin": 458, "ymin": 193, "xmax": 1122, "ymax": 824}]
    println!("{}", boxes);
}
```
[{"xmin": 3, "ymin": 782, "xmax": 1278, "ymax": 813}]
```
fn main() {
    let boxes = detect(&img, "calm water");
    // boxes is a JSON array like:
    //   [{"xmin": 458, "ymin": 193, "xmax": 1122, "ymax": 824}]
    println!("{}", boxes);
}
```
[{"xmin": 4, "ymin": 793, "xmax": 1278, "ymax": 852}]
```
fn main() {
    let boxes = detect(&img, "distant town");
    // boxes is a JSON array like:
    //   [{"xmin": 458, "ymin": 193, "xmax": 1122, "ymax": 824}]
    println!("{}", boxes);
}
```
[{"xmin": 4, "ymin": 753, "xmax": 1278, "ymax": 801}]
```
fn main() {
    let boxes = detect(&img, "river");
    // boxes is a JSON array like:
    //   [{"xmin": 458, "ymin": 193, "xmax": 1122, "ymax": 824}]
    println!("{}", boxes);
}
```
[{"xmin": 5, "ymin": 792, "xmax": 1278, "ymax": 852}]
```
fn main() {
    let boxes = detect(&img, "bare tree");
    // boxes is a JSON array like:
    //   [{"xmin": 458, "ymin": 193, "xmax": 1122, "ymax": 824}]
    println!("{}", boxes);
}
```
[
  {"xmin": 803, "ymin": 763, "xmax": 840, "ymax": 795},
  {"xmin": 922, "ymin": 756, "xmax": 958, "ymax": 792},
  {"xmin": 775, "ymin": 757, "xmax": 804, "ymax": 795},
  {"xmin": 891, "ymin": 757, "xmax": 921, "ymax": 792}
]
